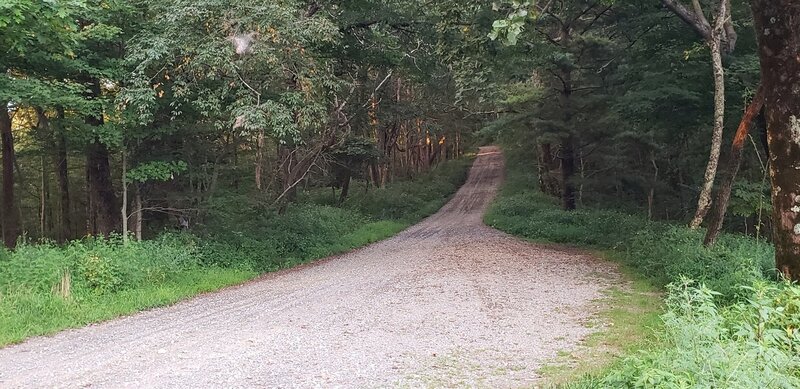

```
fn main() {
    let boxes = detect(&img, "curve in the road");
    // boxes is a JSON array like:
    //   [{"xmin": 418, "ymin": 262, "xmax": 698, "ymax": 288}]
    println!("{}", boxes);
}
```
[{"xmin": 0, "ymin": 146, "xmax": 619, "ymax": 388}]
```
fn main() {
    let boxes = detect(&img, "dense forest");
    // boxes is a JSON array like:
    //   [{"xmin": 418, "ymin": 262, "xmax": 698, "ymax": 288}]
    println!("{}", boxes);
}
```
[
  {"xmin": 1, "ymin": 0, "xmax": 800, "ymax": 385},
  {"xmin": 3, "ymin": 0, "xmax": 799, "ymax": 279},
  {"xmin": 1, "ymin": 0, "xmax": 479, "ymax": 246}
]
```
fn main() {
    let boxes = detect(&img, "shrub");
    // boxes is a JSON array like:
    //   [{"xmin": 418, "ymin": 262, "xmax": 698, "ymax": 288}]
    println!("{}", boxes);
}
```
[
  {"xmin": 581, "ymin": 281, "xmax": 800, "ymax": 389},
  {"xmin": 0, "ymin": 156, "xmax": 471, "ymax": 346},
  {"xmin": 485, "ymin": 158, "xmax": 776, "ymax": 304},
  {"xmin": 488, "ymin": 146, "xmax": 797, "ymax": 387}
]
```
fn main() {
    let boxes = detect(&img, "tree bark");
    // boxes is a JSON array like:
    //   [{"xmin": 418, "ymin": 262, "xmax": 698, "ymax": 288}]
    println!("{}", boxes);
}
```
[
  {"xmin": 559, "ymin": 25, "xmax": 576, "ymax": 211},
  {"xmin": 561, "ymin": 136, "xmax": 577, "ymax": 211},
  {"xmin": 750, "ymin": 0, "xmax": 800, "ymax": 281},
  {"xmin": 689, "ymin": 16, "xmax": 726, "ymax": 229},
  {"xmin": 704, "ymin": 85, "xmax": 765, "ymax": 246},
  {"xmin": 648, "ymin": 154, "xmax": 659, "ymax": 220},
  {"xmin": 36, "ymin": 108, "xmax": 51, "ymax": 239},
  {"xmin": 86, "ymin": 139, "xmax": 119, "ymax": 236},
  {"xmin": 53, "ymin": 107, "xmax": 72, "ymax": 242},
  {"xmin": 660, "ymin": 0, "xmax": 736, "ymax": 54},
  {"xmin": 40, "ymin": 155, "xmax": 50, "ymax": 238},
  {"xmin": 84, "ymin": 80, "xmax": 119, "ymax": 237},
  {"xmin": 121, "ymin": 150, "xmax": 129, "ymax": 245},
  {"xmin": 1, "ymin": 105, "xmax": 18, "ymax": 248},
  {"xmin": 133, "ymin": 185, "xmax": 143, "ymax": 241},
  {"xmin": 538, "ymin": 143, "xmax": 561, "ymax": 197},
  {"xmin": 338, "ymin": 172, "xmax": 351, "ymax": 204},
  {"xmin": 255, "ymin": 129, "xmax": 265, "ymax": 190}
]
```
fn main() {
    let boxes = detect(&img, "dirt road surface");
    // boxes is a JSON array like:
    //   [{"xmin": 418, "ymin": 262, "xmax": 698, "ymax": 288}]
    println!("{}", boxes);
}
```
[{"xmin": 0, "ymin": 146, "xmax": 618, "ymax": 388}]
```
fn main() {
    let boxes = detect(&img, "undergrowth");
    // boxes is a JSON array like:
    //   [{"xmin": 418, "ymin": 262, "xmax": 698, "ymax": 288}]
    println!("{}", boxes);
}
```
[
  {"xmin": 484, "ymin": 154, "xmax": 776, "ymax": 304},
  {"xmin": 485, "ymin": 146, "xmax": 800, "ymax": 387},
  {"xmin": 0, "ymin": 158, "xmax": 471, "ymax": 346}
]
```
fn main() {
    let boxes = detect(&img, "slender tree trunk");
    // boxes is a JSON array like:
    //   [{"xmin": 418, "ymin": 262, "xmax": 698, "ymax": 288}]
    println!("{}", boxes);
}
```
[
  {"xmin": 54, "ymin": 107, "xmax": 72, "ymax": 242},
  {"xmin": 561, "ymin": 135, "xmax": 577, "ymax": 211},
  {"xmin": 36, "ymin": 108, "xmax": 51, "ymax": 239},
  {"xmin": 704, "ymin": 85, "xmax": 765, "ymax": 246},
  {"xmin": 40, "ymin": 155, "xmax": 50, "ymax": 238},
  {"xmin": 1, "ymin": 105, "xmax": 18, "ymax": 248},
  {"xmin": 134, "ymin": 184, "xmax": 142, "ymax": 241},
  {"xmin": 121, "ymin": 151, "xmax": 129, "ymax": 245},
  {"xmin": 648, "ymin": 154, "xmax": 659, "ymax": 221},
  {"xmin": 255, "ymin": 129, "xmax": 264, "ymax": 190},
  {"xmin": 538, "ymin": 143, "xmax": 560, "ymax": 197},
  {"xmin": 750, "ymin": 0, "xmax": 800, "ymax": 281},
  {"xmin": 276, "ymin": 144, "xmax": 298, "ymax": 208},
  {"xmin": 232, "ymin": 133, "xmax": 239, "ymax": 190},
  {"xmin": 338, "ymin": 172, "xmax": 351, "ymax": 204},
  {"xmin": 689, "ymin": 4, "xmax": 728, "ymax": 229}
]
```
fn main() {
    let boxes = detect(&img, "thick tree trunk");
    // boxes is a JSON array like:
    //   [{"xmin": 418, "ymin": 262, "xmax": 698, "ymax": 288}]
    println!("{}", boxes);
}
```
[
  {"xmin": 1, "ymin": 105, "xmax": 18, "ymax": 248},
  {"xmin": 84, "ymin": 81, "xmax": 119, "ymax": 237},
  {"xmin": 750, "ymin": 0, "xmax": 800, "ymax": 281},
  {"xmin": 561, "ymin": 136, "xmax": 577, "ymax": 211},
  {"xmin": 86, "ymin": 140, "xmax": 119, "ymax": 236},
  {"xmin": 538, "ymin": 143, "xmax": 561, "ymax": 197},
  {"xmin": 704, "ymin": 86, "xmax": 765, "ymax": 246},
  {"xmin": 689, "ymin": 28, "xmax": 726, "ymax": 229},
  {"xmin": 54, "ymin": 107, "xmax": 72, "ymax": 242},
  {"xmin": 558, "ymin": 25, "xmax": 577, "ymax": 211}
]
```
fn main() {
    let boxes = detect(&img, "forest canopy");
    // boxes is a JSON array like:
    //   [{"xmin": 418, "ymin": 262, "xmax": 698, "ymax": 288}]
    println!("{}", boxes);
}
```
[{"xmin": 1, "ymin": 0, "xmax": 800, "ymax": 279}]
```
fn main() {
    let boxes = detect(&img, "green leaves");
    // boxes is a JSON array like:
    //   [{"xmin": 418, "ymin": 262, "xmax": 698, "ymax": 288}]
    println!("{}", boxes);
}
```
[
  {"xmin": 126, "ymin": 160, "xmax": 188, "ymax": 183},
  {"xmin": 488, "ymin": 1, "xmax": 532, "ymax": 45}
]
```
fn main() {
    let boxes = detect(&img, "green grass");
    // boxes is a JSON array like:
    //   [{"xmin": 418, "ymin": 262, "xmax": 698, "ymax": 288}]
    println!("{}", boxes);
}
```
[
  {"xmin": 485, "ymin": 145, "xmax": 800, "ymax": 387},
  {"xmin": 0, "ymin": 268, "xmax": 255, "ymax": 346},
  {"xmin": 536, "ymin": 261, "xmax": 663, "ymax": 387},
  {"xmin": 0, "ymin": 158, "xmax": 472, "ymax": 347},
  {"xmin": 484, "ymin": 151, "xmax": 776, "ymax": 304}
]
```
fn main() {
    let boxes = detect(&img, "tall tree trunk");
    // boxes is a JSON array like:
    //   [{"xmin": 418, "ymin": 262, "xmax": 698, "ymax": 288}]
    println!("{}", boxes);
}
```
[
  {"xmin": 704, "ymin": 85, "xmax": 765, "ymax": 246},
  {"xmin": 255, "ymin": 129, "xmax": 265, "ymax": 190},
  {"xmin": 133, "ymin": 184, "xmax": 143, "ymax": 241},
  {"xmin": 36, "ymin": 108, "xmax": 51, "ymax": 239},
  {"xmin": 86, "ymin": 140, "xmax": 119, "ymax": 236},
  {"xmin": 1, "ymin": 105, "xmax": 18, "ymax": 248},
  {"xmin": 276, "ymin": 145, "xmax": 298, "ymax": 207},
  {"xmin": 53, "ymin": 107, "xmax": 72, "ymax": 242},
  {"xmin": 84, "ymin": 80, "xmax": 119, "ymax": 236},
  {"xmin": 538, "ymin": 143, "xmax": 560, "ymax": 197},
  {"xmin": 559, "ymin": 26, "xmax": 577, "ymax": 211},
  {"xmin": 689, "ymin": 20, "xmax": 727, "ymax": 229},
  {"xmin": 561, "ymin": 135, "xmax": 577, "ymax": 211},
  {"xmin": 338, "ymin": 172, "xmax": 351, "ymax": 204},
  {"xmin": 40, "ymin": 155, "xmax": 50, "ymax": 238},
  {"xmin": 750, "ymin": 0, "xmax": 800, "ymax": 281},
  {"xmin": 648, "ymin": 153, "xmax": 659, "ymax": 221},
  {"xmin": 121, "ymin": 150, "xmax": 129, "ymax": 245}
]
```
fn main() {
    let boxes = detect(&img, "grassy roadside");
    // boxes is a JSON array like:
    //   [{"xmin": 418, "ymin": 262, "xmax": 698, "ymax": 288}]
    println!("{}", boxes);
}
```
[
  {"xmin": 484, "ymin": 146, "xmax": 799, "ymax": 387},
  {"xmin": 483, "ymin": 156, "xmax": 663, "ymax": 384},
  {"xmin": 534, "ymin": 263, "xmax": 662, "ymax": 387},
  {"xmin": 0, "ymin": 158, "xmax": 473, "ymax": 347}
]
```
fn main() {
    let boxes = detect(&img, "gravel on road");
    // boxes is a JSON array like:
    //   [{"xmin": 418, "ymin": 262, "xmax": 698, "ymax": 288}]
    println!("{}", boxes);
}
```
[{"xmin": 0, "ymin": 146, "xmax": 619, "ymax": 388}]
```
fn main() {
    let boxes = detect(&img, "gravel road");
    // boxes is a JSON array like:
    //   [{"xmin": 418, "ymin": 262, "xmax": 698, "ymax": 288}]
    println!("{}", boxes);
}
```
[{"xmin": 0, "ymin": 146, "xmax": 618, "ymax": 388}]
